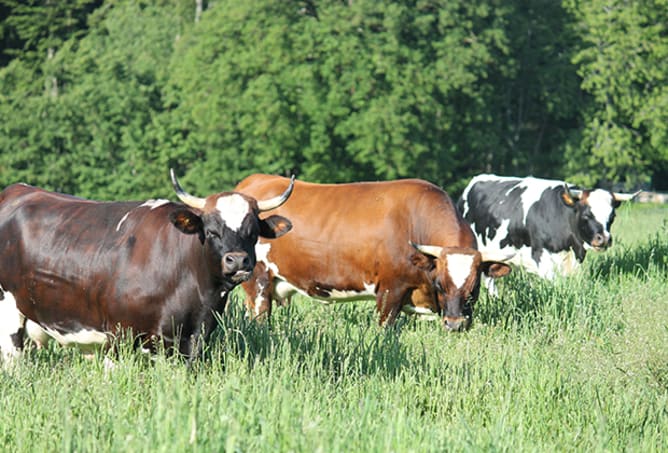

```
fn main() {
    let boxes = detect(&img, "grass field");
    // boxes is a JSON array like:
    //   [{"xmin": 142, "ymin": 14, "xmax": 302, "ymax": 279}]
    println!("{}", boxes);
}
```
[{"xmin": 1, "ymin": 203, "xmax": 667, "ymax": 452}]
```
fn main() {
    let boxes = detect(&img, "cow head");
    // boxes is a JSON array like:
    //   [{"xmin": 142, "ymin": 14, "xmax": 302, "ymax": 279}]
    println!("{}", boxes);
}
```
[
  {"xmin": 168, "ymin": 169, "xmax": 293, "ymax": 287},
  {"xmin": 410, "ymin": 243, "xmax": 511, "ymax": 331},
  {"xmin": 561, "ymin": 186, "xmax": 637, "ymax": 251}
]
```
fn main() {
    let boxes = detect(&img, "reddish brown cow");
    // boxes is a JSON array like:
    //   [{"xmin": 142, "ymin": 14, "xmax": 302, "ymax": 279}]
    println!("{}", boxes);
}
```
[{"xmin": 236, "ymin": 175, "xmax": 512, "ymax": 331}]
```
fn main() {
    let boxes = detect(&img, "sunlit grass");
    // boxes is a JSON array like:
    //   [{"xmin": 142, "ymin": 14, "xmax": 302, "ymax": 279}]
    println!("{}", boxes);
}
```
[{"xmin": 1, "ymin": 203, "xmax": 667, "ymax": 452}]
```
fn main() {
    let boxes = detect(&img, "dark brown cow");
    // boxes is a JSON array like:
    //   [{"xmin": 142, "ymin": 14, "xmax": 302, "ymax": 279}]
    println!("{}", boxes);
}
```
[
  {"xmin": 0, "ymin": 170, "xmax": 293, "ymax": 365},
  {"xmin": 236, "ymin": 175, "xmax": 512, "ymax": 331}
]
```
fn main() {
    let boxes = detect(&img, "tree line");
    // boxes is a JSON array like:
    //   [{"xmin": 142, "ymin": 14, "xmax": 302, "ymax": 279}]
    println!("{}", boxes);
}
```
[{"xmin": 1, "ymin": 0, "xmax": 666, "ymax": 201}]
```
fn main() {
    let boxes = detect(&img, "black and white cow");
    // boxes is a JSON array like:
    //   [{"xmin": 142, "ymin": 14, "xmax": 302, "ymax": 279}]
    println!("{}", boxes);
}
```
[{"xmin": 457, "ymin": 174, "xmax": 638, "ymax": 282}]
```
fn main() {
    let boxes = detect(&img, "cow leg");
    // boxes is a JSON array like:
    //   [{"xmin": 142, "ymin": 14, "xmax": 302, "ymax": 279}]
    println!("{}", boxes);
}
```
[
  {"xmin": 25, "ymin": 319, "xmax": 51, "ymax": 348},
  {"xmin": 241, "ymin": 262, "xmax": 274, "ymax": 320},
  {"xmin": 0, "ymin": 287, "xmax": 26, "ymax": 367},
  {"xmin": 376, "ymin": 287, "xmax": 409, "ymax": 327}
]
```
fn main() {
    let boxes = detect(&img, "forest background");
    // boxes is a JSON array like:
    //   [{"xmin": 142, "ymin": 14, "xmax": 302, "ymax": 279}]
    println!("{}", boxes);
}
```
[{"xmin": 1, "ymin": 0, "xmax": 667, "ymax": 200}]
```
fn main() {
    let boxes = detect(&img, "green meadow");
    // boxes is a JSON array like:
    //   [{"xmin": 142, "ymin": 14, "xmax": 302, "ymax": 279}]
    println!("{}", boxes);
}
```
[{"xmin": 1, "ymin": 203, "xmax": 667, "ymax": 452}]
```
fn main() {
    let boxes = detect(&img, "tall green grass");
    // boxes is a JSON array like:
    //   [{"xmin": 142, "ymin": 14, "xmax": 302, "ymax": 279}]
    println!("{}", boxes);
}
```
[{"xmin": 1, "ymin": 203, "xmax": 667, "ymax": 452}]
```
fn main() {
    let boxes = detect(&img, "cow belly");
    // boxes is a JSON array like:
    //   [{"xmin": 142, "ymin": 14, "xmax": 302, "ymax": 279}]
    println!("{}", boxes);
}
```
[
  {"xmin": 27, "ymin": 321, "xmax": 107, "ymax": 352},
  {"xmin": 273, "ymin": 278, "xmax": 376, "ymax": 304},
  {"xmin": 507, "ymin": 246, "xmax": 580, "ymax": 279}
]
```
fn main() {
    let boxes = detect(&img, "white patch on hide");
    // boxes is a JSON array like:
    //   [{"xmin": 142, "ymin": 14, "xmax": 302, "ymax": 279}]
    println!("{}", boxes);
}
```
[
  {"xmin": 273, "ymin": 279, "xmax": 302, "ymax": 301},
  {"xmin": 401, "ymin": 304, "xmax": 439, "ymax": 320},
  {"xmin": 505, "ymin": 246, "xmax": 580, "ymax": 280},
  {"xmin": 26, "ymin": 320, "xmax": 50, "ymax": 346},
  {"xmin": 254, "ymin": 282, "xmax": 265, "ymax": 318},
  {"xmin": 216, "ymin": 194, "xmax": 250, "ymax": 233},
  {"xmin": 140, "ymin": 199, "xmax": 170, "ymax": 210},
  {"xmin": 537, "ymin": 248, "xmax": 580, "ymax": 279},
  {"xmin": 322, "ymin": 283, "xmax": 376, "ymax": 301},
  {"xmin": 514, "ymin": 177, "xmax": 563, "ymax": 224},
  {"xmin": 40, "ymin": 326, "xmax": 108, "ymax": 351},
  {"xmin": 0, "ymin": 288, "xmax": 24, "ymax": 364},
  {"xmin": 116, "ymin": 212, "xmax": 131, "ymax": 231},
  {"xmin": 116, "ymin": 199, "xmax": 170, "ymax": 231}
]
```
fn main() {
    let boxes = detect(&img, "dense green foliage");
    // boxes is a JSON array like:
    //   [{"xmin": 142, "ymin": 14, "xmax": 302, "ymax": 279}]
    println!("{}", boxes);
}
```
[
  {"xmin": 1, "ymin": 204, "xmax": 667, "ymax": 452},
  {"xmin": 1, "ymin": 0, "xmax": 666, "ymax": 199}
]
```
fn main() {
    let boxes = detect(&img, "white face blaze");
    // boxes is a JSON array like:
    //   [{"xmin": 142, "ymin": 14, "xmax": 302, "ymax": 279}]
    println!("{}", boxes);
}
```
[
  {"xmin": 586, "ymin": 189, "xmax": 614, "ymax": 240},
  {"xmin": 447, "ymin": 254, "xmax": 475, "ymax": 289},
  {"xmin": 216, "ymin": 194, "xmax": 250, "ymax": 233}
]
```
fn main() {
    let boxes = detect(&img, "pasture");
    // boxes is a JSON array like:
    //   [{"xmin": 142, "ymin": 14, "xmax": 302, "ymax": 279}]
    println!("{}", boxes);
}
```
[{"xmin": 1, "ymin": 203, "xmax": 667, "ymax": 452}]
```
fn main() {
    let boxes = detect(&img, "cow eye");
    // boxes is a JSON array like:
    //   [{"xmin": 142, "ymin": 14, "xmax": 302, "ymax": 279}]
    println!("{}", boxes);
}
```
[{"xmin": 206, "ymin": 230, "xmax": 221, "ymax": 239}]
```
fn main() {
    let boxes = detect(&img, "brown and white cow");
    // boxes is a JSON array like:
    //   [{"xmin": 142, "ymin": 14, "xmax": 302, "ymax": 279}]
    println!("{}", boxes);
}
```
[
  {"xmin": 236, "ymin": 175, "xmax": 512, "ymax": 331},
  {"xmin": 0, "ymin": 170, "xmax": 293, "ymax": 365}
]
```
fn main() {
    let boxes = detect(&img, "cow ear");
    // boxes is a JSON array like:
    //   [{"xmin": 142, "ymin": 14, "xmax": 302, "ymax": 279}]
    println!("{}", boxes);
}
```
[
  {"xmin": 411, "ymin": 253, "xmax": 436, "ymax": 271},
  {"xmin": 481, "ymin": 262, "xmax": 512, "ymax": 278},
  {"xmin": 259, "ymin": 215, "xmax": 292, "ymax": 239},
  {"xmin": 170, "ymin": 209, "xmax": 204, "ymax": 236}
]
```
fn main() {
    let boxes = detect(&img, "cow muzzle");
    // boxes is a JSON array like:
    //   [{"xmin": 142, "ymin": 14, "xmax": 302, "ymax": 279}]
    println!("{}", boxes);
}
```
[
  {"xmin": 443, "ymin": 315, "xmax": 471, "ymax": 332},
  {"xmin": 590, "ymin": 233, "xmax": 611, "ymax": 251},
  {"xmin": 222, "ymin": 252, "xmax": 252, "ymax": 283}
]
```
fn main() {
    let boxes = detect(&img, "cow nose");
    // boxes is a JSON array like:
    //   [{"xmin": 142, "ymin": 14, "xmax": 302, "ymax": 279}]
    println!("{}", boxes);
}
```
[
  {"xmin": 591, "ymin": 233, "xmax": 609, "ymax": 249},
  {"xmin": 222, "ymin": 252, "xmax": 251, "ymax": 273},
  {"xmin": 443, "ymin": 316, "xmax": 470, "ymax": 332}
]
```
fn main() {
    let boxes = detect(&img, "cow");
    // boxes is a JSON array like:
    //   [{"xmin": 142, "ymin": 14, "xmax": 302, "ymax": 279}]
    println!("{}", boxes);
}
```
[
  {"xmin": 457, "ymin": 174, "xmax": 638, "ymax": 285},
  {"xmin": 235, "ymin": 175, "xmax": 513, "ymax": 332},
  {"xmin": 0, "ymin": 170, "xmax": 294, "ymax": 365}
]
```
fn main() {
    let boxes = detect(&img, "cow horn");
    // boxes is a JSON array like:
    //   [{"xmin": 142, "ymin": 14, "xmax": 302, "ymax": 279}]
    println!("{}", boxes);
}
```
[
  {"xmin": 409, "ymin": 241, "xmax": 443, "ymax": 258},
  {"xmin": 170, "ymin": 168, "xmax": 206, "ymax": 210},
  {"xmin": 566, "ymin": 185, "xmax": 582, "ymax": 199},
  {"xmin": 480, "ymin": 249, "xmax": 516, "ymax": 263},
  {"xmin": 613, "ymin": 190, "xmax": 641, "ymax": 202},
  {"xmin": 257, "ymin": 175, "xmax": 295, "ymax": 212}
]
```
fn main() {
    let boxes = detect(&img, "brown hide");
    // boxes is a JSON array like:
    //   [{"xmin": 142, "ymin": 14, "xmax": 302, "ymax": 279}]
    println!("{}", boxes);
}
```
[{"xmin": 237, "ymin": 175, "xmax": 506, "ymax": 330}]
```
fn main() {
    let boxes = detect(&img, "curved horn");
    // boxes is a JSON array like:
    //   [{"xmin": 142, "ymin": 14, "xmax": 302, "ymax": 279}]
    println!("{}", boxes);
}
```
[
  {"xmin": 613, "ymin": 190, "xmax": 641, "ymax": 202},
  {"xmin": 257, "ymin": 175, "xmax": 295, "ymax": 212},
  {"xmin": 566, "ymin": 185, "xmax": 583, "ymax": 199},
  {"xmin": 170, "ymin": 168, "xmax": 206, "ymax": 210},
  {"xmin": 480, "ymin": 249, "xmax": 516, "ymax": 263},
  {"xmin": 409, "ymin": 241, "xmax": 443, "ymax": 258}
]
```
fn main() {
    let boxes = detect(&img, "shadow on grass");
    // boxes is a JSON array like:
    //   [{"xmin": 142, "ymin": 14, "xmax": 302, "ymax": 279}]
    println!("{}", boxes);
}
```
[
  {"xmin": 474, "ymin": 270, "xmax": 552, "ymax": 330},
  {"xmin": 211, "ymin": 298, "xmax": 410, "ymax": 380}
]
